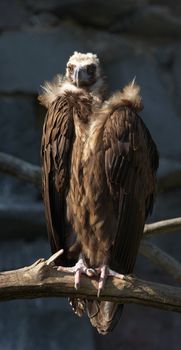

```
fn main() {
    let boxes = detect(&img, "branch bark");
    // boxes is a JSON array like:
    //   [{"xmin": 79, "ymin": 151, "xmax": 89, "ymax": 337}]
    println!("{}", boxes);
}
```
[
  {"xmin": 0, "ymin": 152, "xmax": 41, "ymax": 188},
  {"xmin": 0, "ymin": 254, "xmax": 180, "ymax": 313},
  {"xmin": 140, "ymin": 241, "xmax": 181, "ymax": 283},
  {"xmin": 141, "ymin": 219, "xmax": 181, "ymax": 282},
  {"xmin": 144, "ymin": 217, "xmax": 181, "ymax": 237}
]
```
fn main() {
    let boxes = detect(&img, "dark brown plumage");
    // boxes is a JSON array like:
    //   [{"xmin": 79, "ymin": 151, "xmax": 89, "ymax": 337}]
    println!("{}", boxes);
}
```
[{"xmin": 39, "ymin": 52, "xmax": 159, "ymax": 335}]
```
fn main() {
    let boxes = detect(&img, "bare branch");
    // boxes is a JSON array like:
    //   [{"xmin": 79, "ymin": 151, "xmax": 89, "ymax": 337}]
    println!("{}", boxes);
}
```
[
  {"xmin": 140, "ymin": 241, "xmax": 181, "ymax": 283},
  {"xmin": 144, "ymin": 217, "xmax": 181, "ymax": 237},
  {"xmin": 0, "ymin": 257, "xmax": 180, "ymax": 312},
  {"xmin": 0, "ymin": 152, "xmax": 41, "ymax": 188},
  {"xmin": 46, "ymin": 249, "xmax": 64, "ymax": 265},
  {"xmin": 142, "ymin": 218, "xmax": 181, "ymax": 282}
]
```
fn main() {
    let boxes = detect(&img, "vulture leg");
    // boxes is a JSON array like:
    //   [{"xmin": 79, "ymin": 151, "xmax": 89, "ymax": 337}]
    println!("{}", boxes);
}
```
[
  {"xmin": 96, "ymin": 265, "xmax": 125, "ymax": 297},
  {"xmin": 57, "ymin": 254, "xmax": 97, "ymax": 289}
]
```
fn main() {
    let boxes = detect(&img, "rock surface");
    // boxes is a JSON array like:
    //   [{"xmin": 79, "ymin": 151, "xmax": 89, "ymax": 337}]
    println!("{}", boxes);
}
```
[
  {"xmin": 173, "ymin": 44, "xmax": 181, "ymax": 112},
  {"xmin": 0, "ymin": 97, "xmax": 40, "ymax": 162},
  {"xmin": 0, "ymin": 27, "xmax": 86, "ymax": 93},
  {"xmin": 112, "ymin": 6, "xmax": 181, "ymax": 36},
  {"xmin": 0, "ymin": 0, "xmax": 28, "ymax": 29},
  {"xmin": 106, "ymin": 52, "xmax": 181, "ymax": 159}
]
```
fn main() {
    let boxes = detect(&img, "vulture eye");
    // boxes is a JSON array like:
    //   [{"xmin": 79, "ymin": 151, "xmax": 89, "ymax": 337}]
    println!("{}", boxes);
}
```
[
  {"xmin": 87, "ymin": 64, "xmax": 96, "ymax": 75},
  {"xmin": 67, "ymin": 65, "xmax": 74, "ymax": 73}
]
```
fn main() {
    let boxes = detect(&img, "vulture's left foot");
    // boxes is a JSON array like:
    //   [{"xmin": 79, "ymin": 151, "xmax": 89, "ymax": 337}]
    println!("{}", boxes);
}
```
[
  {"xmin": 96, "ymin": 265, "xmax": 124, "ymax": 297},
  {"xmin": 57, "ymin": 254, "xmax": 97, "ymax": 290}
]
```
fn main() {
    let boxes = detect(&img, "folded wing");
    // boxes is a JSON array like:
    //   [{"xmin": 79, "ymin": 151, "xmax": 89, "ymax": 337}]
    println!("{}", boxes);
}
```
[
  {"xmin": 41, "ymin": 93, "xmax": 75, "ymax": 265},
  {"xmin": 103, "ymin": 101, "xmax": 158, "ymax": 273}
]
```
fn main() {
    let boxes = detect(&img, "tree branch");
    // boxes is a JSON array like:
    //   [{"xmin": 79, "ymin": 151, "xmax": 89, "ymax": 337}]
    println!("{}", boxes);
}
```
[
  {"xmin": 0, "ymin": 152, "xmax": 41, "ymax": 188},
  {"xmin": 0, "ymin": 253, "xmax": 180, "ymax": 312},
  {"xmin": 144, "ymin": 217, "xmax": 181, "ymax": 237},
  {"xmin": 142, "ymin": 219, "xmax": 181, "ymax": 283},
  {"xmin": 140, "ymin": 241, "xmax": 181, "ymax": 283}
]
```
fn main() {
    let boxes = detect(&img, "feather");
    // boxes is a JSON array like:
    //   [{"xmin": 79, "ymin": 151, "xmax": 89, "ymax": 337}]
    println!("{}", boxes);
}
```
[
  {"xmin": 39, "ymin": 52, "xmax": 159, "ymax": 335},
  {"xmin": 87, "ymin": 87, "xmax": 158, "ymax": 334},
  {"xmin": 107, "ymin": 80, "xmax": 143, "ymax": 112}
]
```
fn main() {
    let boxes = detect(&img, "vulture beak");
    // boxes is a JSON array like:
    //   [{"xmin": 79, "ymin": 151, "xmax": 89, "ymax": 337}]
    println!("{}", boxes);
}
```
[{"xmin": 73, "ymin": 67, "xmax": 89, "ymax": 87}]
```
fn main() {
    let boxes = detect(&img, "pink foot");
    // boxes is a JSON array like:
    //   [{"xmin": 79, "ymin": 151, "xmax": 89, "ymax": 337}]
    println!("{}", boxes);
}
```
[
  {"xmin": 57, "ymin": 255, "xmax": 97, "ymax": 289},
  {"xmin": 96, "ymin": 265, "xmax": 124, "ymax": 297}
]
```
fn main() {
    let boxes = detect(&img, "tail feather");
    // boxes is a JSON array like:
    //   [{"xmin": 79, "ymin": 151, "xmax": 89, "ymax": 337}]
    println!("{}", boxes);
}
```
[
  {"xmin": 87, "ymin": 300, "xmax": 124, "ymax": 335},
  {"xmin": 69, "ymin": 298, "xmax": 86, "ymax": 317},
  {"xmin": 69, "ymin": 298, "xmax": 123, "ymax": 335}
]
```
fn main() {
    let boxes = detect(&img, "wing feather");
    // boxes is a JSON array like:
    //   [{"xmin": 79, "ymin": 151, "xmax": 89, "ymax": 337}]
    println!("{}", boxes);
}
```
[
  {"xmin": 41, "ymin": 94, "xmax": 75, "ymax": 265},
  {"xmin": 103, "ymin": 106, "xmax": 158, "ymax": 274}
]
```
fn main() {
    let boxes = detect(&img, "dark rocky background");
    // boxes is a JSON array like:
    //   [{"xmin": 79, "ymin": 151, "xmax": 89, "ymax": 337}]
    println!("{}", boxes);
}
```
[{"xmin": 0, "ymin": 0, "xmax": 181, "ymax": 349}]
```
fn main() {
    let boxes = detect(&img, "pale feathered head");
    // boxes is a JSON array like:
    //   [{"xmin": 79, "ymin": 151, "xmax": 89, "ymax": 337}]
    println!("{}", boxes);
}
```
[
  {"xmin": 39, "ymin": 51, "xmax": 106, "ymax": 108},
  {"xmin": 65, "ymin": 51, "xmax": 101, "ymax": 88}
]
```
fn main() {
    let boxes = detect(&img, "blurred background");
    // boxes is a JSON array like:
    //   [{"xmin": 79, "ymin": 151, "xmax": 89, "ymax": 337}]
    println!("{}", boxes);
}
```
[{"xmin": 0, "ymin": 0, "xmax": 181, "ymax": 349}]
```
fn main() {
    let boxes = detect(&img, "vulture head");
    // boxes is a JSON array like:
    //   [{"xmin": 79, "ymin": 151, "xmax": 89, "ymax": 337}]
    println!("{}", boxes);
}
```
[
  {"xmin": 38, "ymin": 51, "xmax": 106, "ymax": 108},
  {"xmin": 66, "ymin": 51, "xmax": 101, "ymax": 88},
  {"xmin": 65, "ymin": 51, "xmax": 106, "ymax": 99}
]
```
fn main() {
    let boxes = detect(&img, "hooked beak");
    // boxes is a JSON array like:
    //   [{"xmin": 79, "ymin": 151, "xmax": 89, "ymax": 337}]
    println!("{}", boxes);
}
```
[{"xmin": 73, "ymin": 67, "xmax": 89, "ymax": 87}]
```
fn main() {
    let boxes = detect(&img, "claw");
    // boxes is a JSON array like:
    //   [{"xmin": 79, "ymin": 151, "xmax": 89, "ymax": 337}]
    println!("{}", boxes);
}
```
[
  {"xmin": 74, "ymin": 268, "xmax": 81, "ymax": 289},
  {"xmin": 97, "ymin": 265, "xmax": 107, "ymax": 297},
  {"xmin": 97, "ymin": 265, "xmax": 125, "ymax": 297},
  {"xmin": 56, "ymin": 256, "xmax": 124, "ymax": 296},
  {"xmin": 57, "ymin": 254, "xmax": 97, "ymax": 290},
  {"xmin": 86, "ymin": 268, "xmax": 97, "ymax": 277},
  {"xmin": 107, "ymin": 268, "xmax": 125, "ymax": 279}
]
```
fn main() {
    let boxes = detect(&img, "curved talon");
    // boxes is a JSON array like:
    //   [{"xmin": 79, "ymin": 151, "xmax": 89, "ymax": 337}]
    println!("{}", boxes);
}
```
[
  {"xmin": 108, "ymin": 268, "xmax": 125, "ymax": 279},
  {"xmin": 97, "ymin": 265, "xmax": 125, "ymax": 297},
  {"xmin": 97, "ymin": 265, "xmax": 108, "ymax": 297},
  {"xmin": 86, "ymin": 268, "xmax": 97, "ymax": 277},
  {"xmin": 74, "ymin": 261, "xmax": 97, "ymax": 288},
  {"xmin": 56, "ymin": 255, "xmax": 97, "ymax": 289},
  {"xmin": 56, "ymin": 258, "xmax": 124, "ymax": 295},
  {"xmin": 75, "ymin": 269, "xmax": 81, "ymax": 289}
]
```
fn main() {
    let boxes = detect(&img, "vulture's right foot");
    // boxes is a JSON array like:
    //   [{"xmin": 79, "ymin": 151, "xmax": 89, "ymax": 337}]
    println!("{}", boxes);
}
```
[{"xmin": 57, "ymin": 254, "xmax": 97, "ymax": 289}]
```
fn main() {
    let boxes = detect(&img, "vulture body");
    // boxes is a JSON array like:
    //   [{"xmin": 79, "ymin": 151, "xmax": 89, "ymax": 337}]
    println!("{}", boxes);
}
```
[{"xmin": 39, "ymin": 52, "xmax": 159, "ymax": 335}]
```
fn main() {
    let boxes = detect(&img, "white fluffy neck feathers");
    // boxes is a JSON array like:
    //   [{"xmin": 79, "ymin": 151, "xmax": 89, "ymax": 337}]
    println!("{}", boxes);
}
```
[{"xmin": 107, "ymin": 80, "xmax": 143, "ymax": 112}]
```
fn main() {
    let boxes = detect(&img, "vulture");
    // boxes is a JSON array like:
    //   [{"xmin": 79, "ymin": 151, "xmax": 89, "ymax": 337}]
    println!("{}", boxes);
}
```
[{"xmin": 39, "ymin": 51, "xmax": 159, "ymax": 335}]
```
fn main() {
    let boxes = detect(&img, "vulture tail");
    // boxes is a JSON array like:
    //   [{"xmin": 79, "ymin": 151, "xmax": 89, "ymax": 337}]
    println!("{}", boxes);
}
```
[{"xmin": 87, "ymin": 300, "xmax": 124, "ymax": 335}]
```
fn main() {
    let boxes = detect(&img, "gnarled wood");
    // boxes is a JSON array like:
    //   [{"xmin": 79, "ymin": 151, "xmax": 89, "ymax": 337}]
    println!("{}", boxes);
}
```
[
  {"xmin": 0, "ymin": 152, "xmax": 41, "ymax": 188},
  {"xmin": 144, "ymin": 217, "xmax": 181, "ymax": 237},
  {"xmin": 140, "ymin": 241, "xmax": 181, "ymax": 283},
  {"xmin": 0, "ymin": 254, "xmax": 180, "ymax": 313}
]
